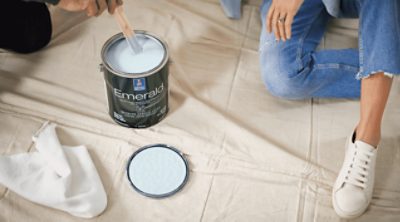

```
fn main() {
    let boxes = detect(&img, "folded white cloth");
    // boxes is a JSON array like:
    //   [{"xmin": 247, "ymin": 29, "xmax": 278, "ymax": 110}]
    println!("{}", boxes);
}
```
[{"xmin": 0, "ymin": 122, "xmax": 107, "ymax": 218}]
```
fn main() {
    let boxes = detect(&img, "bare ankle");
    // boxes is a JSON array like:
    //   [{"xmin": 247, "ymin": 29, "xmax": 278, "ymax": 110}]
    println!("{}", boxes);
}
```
[{"xmin": 355, "ymin": 126, "xmax": 380, "ymax": 148}]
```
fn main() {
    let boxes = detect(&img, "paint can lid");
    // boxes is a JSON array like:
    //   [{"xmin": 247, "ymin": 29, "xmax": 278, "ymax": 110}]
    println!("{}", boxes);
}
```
[{"xmin": 126, "ymin": 144, "xmax": 189, "ymax": 198}]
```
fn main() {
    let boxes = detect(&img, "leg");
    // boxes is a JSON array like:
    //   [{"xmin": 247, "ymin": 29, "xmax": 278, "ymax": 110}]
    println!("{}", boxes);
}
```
[
  {"xmin": 353, "ymin": 0, "xmax": 400, "ymax": 147},
  {"xmin": 259, "ymin": 0, "xmax": 361, "ymax": 100},
  {"xmin": 356, "ymin": 74, "xmax": 393, "ymax": 147},
  {"xmin": 333, "ymin": 1, "xmax": 399, "ymax": 219},
  {"xmin": 0, "ymin": 0, "xmax": 52, "ymax": 53}
]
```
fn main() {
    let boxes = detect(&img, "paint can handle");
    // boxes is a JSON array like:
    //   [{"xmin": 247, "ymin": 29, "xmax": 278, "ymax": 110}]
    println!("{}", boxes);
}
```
[{"xmin": 99, "ymin": 64, "xmax": 105, "ymax": 73}]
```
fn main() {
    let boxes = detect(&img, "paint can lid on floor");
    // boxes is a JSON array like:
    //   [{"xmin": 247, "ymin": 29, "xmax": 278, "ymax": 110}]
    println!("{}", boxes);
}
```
[{"xmin": 126, "ymin": 144, "xmax": 189, "ymax": 198}]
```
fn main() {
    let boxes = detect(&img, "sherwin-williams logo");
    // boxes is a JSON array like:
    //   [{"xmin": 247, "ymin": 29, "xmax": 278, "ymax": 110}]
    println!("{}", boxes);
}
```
[
  {"xmin": 114, "ymin": 83, "xmax": 164, "ymax": 101},
  {"xmin": 133, "ymin": 78, "xmax": 146, "ymax": 91}
]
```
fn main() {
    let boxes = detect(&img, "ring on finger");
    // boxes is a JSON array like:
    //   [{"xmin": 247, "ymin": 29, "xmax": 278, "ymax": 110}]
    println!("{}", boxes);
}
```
[{"xmin": 278, "ymin": 17, "xmax": 286, "ymax": 23}]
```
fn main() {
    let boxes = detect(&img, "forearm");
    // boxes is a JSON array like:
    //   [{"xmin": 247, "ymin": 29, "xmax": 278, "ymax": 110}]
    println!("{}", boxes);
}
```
[
  {"xmin": 23, "ymin": 0, "xmax": 60, "ymax": 5},
  {"xmin": 22, "ymin": 0, "xmax": 122, "ymax": 17}
]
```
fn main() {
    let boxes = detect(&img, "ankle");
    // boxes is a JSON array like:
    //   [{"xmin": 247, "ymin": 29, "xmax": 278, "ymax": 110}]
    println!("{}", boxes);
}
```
[{"xmin": 355, "ymin": 127, "xmax": 380, "ymax": 148}]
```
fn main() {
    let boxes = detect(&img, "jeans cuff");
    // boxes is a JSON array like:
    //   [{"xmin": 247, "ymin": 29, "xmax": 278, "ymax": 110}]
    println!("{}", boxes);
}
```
[{"xmin": 355, "ymin": 70, "xmax": 396, "ymax": 80}]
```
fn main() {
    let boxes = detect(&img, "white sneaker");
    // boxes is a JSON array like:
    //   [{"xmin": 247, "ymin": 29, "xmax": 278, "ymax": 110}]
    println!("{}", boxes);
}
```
[{"xmin": 332, "ymin": 130, "xmax": 378, "ymax": 219}]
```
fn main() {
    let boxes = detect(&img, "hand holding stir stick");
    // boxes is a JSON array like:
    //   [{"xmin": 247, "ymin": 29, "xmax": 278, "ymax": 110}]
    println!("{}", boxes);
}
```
[{"xmin": 113, "ymin": 6, "xmax": 143, "ymax": 54}]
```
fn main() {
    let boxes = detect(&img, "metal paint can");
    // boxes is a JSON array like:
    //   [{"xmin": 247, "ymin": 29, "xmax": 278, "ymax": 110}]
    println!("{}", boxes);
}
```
[{"xmin": 100, "ymin": 31, "xmax": 169, "ymax": 128}]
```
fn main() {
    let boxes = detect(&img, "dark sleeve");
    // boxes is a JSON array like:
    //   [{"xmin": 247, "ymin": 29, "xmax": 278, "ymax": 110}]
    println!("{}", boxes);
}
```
[
  {"xmin": 23, "ymin": 0, "xmax": 60, "ymax": 5},
  {"xmin": 1, "ymin": 0, "xmax": 52, "ymax": 53}
]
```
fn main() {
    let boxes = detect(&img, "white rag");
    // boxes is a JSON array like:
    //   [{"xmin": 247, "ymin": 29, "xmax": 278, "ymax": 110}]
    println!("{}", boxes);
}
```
[{"xmin": 0, "ymin": 122, "xmax": 107, "ymax": 218}]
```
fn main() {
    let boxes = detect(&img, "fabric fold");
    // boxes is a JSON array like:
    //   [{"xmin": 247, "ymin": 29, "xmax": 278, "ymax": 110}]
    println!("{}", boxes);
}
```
[{"xmin": 32, "ymin": 121, "xmax": 71, "ymax": 177}]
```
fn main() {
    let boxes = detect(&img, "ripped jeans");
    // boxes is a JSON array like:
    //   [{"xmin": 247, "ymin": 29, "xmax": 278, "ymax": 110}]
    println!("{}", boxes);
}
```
[{"xmin": 259, "ymin": 0, "xmax": 399, "ymax": 99}]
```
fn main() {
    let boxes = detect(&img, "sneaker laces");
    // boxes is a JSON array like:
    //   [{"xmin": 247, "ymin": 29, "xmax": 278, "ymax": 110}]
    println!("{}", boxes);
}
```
[{"xmin": 344, "ymin": 145, "xmax": 374, "ymax": 189}]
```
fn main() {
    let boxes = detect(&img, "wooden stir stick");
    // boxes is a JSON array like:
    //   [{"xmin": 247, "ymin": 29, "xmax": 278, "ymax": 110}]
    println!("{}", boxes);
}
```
[{"xmin": 114, "ymin": 6, "xmax": 143, "ymax": 54}]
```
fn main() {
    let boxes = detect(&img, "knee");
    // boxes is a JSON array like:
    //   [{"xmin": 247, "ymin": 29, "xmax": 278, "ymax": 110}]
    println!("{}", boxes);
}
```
[
  {"xmin": 261, "ymin": 72, "xmax": 309, "ymax": 100},
  {"xmin": 17, "ymin": 31, "xmax": 51, "ymax": 54},
  {"xmin": 260, "ymin": 53, "xmax": 309, "ymax": 100},
  {"xmin": 13, "ymin": 3, "xmax": 52, "ymax": 54}
]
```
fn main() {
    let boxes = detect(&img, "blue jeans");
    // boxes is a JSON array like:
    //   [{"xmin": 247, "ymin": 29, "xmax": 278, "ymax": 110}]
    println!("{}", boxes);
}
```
[{"xmin": 259, "ymin": 0, "xmax": 400, "ymax": 100}]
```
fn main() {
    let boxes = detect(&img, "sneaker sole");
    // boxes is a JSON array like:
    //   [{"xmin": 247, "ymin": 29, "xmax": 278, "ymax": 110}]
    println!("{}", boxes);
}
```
[{"xmin": 332, "ymin": 189, "xmax": 370, "ymax": 219}]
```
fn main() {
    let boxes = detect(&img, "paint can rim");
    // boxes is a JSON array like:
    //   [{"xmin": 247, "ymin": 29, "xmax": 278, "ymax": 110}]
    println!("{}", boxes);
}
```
[{"xmin": 101, "ymin": 30, "xmax": 169, "ymax": 78}]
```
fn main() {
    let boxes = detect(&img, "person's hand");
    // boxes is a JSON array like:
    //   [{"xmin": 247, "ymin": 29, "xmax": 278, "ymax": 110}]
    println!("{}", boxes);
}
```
[
  {"xmin": 57, "ymin": 0, "xmax": 123, "ymax": 16},
  {"xmin": 57, "ymin": 0, "xmax": 89, "ymax": 12},
  {"xmin": 266, "ymin": 0, "xmax": 303, "ymax": 41},
  {"xmin": 86, "ymin": 0, "xmax": 123, "ymax": 16}
]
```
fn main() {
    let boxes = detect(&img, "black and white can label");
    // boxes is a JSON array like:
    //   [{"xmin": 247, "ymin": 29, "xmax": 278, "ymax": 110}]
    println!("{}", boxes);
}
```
[{"xmin": 101, "ymin": 31, "xmax": 169, "ymax": 128}]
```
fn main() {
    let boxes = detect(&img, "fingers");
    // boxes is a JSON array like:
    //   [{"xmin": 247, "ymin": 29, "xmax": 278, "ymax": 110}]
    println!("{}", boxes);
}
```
[
  {"xmin": 87, "ymin": 0, "xmax": 123, "ymax": 15},
  {"xmin": 80, "ymin": 0, "xmax": 90, "ymax": 10},
  {"xmin": 83, "ymin": 0, "xmax": 125, "ymax": 17},
  {"xmin": 266, "ymin": 5, "xmax": 286, "ymax": 41},
  {"xmin": 107, "ymin": 0, "xmax": 123, "ymax": 14},
  {"xmin": 58, "ymin": 0, "xmax": 89, "ymax": 11},
  {"xmin": 86, "ymin": 0, "xmax": 98, "ymax": 16},
  {"xmin": 266, "ymin": 6, "xmax": 275, "ymax": 33},
  {"xmin": 284, "ymin": 13, "xmax": 294, "ymax": 40},
  {"xmin": 272, "ymin": 10, "xmax": 281, "ymax": 41},
  {"xmin": 266, "ymin": 4, "xmax": 294, "ymax": 42},
  {"xmin": 107, "ymin": 0, "xmax": 117, "ymax": 14},
  {"xmin": 277, "ymin": 13, "xmax": 287, "ymax": 41},
  {"xmin": 96, "ymin": 0, "xmax": 107, "ymax": 16}
]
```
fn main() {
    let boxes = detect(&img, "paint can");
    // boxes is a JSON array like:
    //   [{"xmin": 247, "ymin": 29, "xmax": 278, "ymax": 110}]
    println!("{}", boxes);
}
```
[{"xmin": 100, "ymin": 31, "xmax": 169, "ymax": 128}]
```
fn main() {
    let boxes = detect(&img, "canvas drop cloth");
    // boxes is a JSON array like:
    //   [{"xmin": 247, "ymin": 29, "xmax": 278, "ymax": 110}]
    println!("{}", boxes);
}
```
[{"xmin": 1, "ymin": 0, "xmax": 400, "ymax": 221}]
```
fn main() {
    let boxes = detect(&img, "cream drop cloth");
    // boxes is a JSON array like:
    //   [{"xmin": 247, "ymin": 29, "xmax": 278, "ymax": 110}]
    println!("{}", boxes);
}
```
[{"xmin": 1, "ymin": 0, "xmax": 400, "ymax": 221}]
